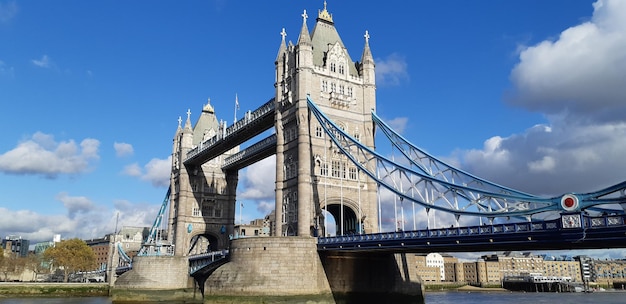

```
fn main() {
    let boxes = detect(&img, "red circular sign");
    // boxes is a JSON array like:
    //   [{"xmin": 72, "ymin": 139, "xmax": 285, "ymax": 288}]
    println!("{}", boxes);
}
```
[
  {"xmin": 563, "ymin": 197, "xmax": 575, "ymax": 208},
  {"xmin": 561, "ymin": 194, "xmax": 579, "ymax": 211}
]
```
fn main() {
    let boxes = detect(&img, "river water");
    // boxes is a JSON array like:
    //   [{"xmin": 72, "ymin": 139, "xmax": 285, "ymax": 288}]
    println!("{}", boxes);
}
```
[{"xmin": 0, "ymin": 292, "xmax": 625, "ymax": 304}]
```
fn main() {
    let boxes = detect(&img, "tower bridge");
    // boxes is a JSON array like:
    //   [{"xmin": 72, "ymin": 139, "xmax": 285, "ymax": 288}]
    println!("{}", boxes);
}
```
[{"xmin": 111, "ymin": 3, "xmax": 626, "ymax": 302}]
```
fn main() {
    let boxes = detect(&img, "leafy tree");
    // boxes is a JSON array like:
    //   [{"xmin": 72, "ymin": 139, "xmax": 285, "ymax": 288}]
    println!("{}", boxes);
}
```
[
  {"xmin": 25, "ymin": 253, "xmax": 49, "ymax": 281},
  {"xmin": 44, "ymin": 238, "xmax": 97, "ymax": 282},
  {"xmin": 0, "ymin": 254, "xmax": 22, "ymax": 281}
]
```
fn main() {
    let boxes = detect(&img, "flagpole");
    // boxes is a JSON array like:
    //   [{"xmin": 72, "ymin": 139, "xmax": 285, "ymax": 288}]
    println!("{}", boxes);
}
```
[{"xmin": 234, "ymin": 93, "xmax": 239, "ymax": 124}]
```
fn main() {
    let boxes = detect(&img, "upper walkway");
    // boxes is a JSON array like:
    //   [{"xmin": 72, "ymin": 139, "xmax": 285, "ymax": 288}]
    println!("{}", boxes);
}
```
[{"xmin": 184, "ymin": 98, "xmax": 276, "ymax": 167}]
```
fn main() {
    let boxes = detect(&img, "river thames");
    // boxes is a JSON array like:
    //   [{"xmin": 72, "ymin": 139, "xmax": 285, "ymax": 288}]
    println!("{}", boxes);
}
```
[{"xmin": 1, "ymin": 292, "xmax": 626, "ymax": 304}]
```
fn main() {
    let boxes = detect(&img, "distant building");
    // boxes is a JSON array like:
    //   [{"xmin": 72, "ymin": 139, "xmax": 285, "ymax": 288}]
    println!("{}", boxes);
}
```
[
  {"xmin": 85, "ymin": 236, "xmax": 112, "ymax": 272},
  {"xmin": 462, "ymin": 259, "xmax": 500, "ymax": 285},
  {"xmin": 234, "ymin": 217, "xmax": 272, "ymax": 238},
  {"xmin": 589, "ymin": 259, "xmax": 626, "ymax": 284},
  {"xmin": 2, "ymin": 235, "xmax": 30, "ymax": 257},
  {"xmin": 442, "ymin": 254, "xmax": 463, "ymax": 282},
  {"xmin": 540, "ymin": 254, "xmax": 581, "ymax": 282},
  {"xmin": 483, "ymin": 251, "xmax": 544, "ymax": 279}
]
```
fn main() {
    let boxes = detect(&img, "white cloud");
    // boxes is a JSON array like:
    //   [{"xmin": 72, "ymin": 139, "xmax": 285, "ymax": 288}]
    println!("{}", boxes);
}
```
[
  {"xmin": 256, "ymin": 200, "xmax": 274, "ymax": 216},
  {"xmin": 386, "ymin": 117, "xmax": 409, "ymax": 135},
  {"xmin": 239, "ymin": 156, "xmax": 276, "ymax": 200},
  {"xmin": 0, "ymin": 194, "xmax": 160, "ymax": 244},
  {"xmin": 0, "ymin": 1, "xmax": 18, "ymax": 23},
  {"xmin": 55, "ymin": 192, "xmax": 97, "ymax": 219},
  {"xmin": 122, "ymin": 163, "xmax": 142, "ymax": 177},
  {"xmin": 449, "ymin": 1, "xmax": 626, "ymax": 198},
  {"xmin": 114, "ymin": 142, "xmax": 134, "ymax": 157},
  {"xmin": 0, "ymin": 132, "xmax": 100, "ymax": 178},
  {"xmin": 122, "ymin": 157, "xmax": 171, "ymax": 187},
  {"xmin": 509, "ymin": 0, "xmax": 626, "ymax": 123},
  {"xmin": 31, "ymin": 54, "xmax": 52, "ymax": 68},
  {"xmin": 457, "ymin": 121, "xmax": 626, "ymax": 196},
  {"xmin": 375, "ymin": 53, "xmax": 409, "ymax": 87}
]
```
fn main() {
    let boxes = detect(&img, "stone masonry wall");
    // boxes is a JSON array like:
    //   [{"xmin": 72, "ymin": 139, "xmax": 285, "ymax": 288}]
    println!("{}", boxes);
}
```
[
  {"xmin": 114, "ymin": 256, "xmax": 192, "ymax": 289},
  {"xmin": 204, "ymin": 236, "xmax": 332, "ymax": 296}
]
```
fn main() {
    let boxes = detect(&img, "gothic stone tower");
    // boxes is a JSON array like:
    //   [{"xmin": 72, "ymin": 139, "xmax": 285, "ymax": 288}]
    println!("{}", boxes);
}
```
[
  {"xmin": 274, "ymin": 4, "xmax": 378, "ymax": 237},
  {"xmin": 168, "ymin": 101, "xmax": 238, "ymax": 256}
]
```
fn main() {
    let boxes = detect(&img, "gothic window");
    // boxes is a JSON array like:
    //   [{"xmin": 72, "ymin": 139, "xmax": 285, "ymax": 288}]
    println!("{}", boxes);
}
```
[
  {"xmin": 332, "ymin": 160, "xmax": 341, "ymax": 178},
  {"xmin": 193, "ymin": 207, "xmax": 201, "ymax": 217},
  {"xmin": 320, "ymin": 162, "xmax": 328, "ymax": 176},
  {"xmin": 348, "ymin": 87, "xmax": 353, "ymax": 98},
  {"xmin": 331, "ymin": 83, "xmax": 336, "ymax": 92},
  {"xmin": 201, "ymin": 198, "xmax": 220, "ymax": 218},
  {"xmin": 354, "ymin": 132, "xmax": 360, "ymax": 142},
  {"xmin": 339, "ymin": 65, "xmax": 344, "ymax": 75},
  {"xmin": 316, "ymin": 125, "xmax": 323, "ymax": 138},
  {"xmin": 349, "ymin": 167, "xmax": 357, "ymax": 180},
  {"xmin": 321, "ymin": 80, "xmax": 328, "ymax": 92},
  {"xmin": 339, "ymin": 85, "xmax": 344, "ymax": 95},
  {"xmin": 330, "ymin": 63, "xmax": 336, "ymax": 72}
]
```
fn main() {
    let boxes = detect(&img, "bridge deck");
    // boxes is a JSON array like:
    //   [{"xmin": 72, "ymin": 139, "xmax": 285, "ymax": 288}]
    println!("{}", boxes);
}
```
[{"xmin": 318, "ymin": 213, "xmax": 626, "ymax": 253}]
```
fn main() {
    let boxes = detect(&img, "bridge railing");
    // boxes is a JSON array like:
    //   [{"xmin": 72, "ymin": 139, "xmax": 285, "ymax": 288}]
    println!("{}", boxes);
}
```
[
  {"xmin": 222, "ymin": 134, "xmax": 277, "ymax": 168},
  {"xmin": 188, "ymin": 250, "xmax": 230, "ymax": 275},
  {"xmin": 317, "ymin": 214, "xmax": 626, "ymax": 245},
  {"xmin": 185, "ymin": 98, "xmax": 275, "ymax": 162}
]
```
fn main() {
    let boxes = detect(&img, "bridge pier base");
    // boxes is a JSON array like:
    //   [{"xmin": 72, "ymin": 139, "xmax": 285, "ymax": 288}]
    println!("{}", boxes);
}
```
[
  {"xmin": 319, "ymin": 251, "xmax": 425, "ymax": 303},
  {"xmin": 204, "ymin": 237, "xmax": 332, "ymax": 299},
  {"xmin": 203, "ymin": 237, "xmax": 424, "ymax": 303},
  {"xmin": 111, "ymin": 256, "xmax": 201, "ymax": 302}
]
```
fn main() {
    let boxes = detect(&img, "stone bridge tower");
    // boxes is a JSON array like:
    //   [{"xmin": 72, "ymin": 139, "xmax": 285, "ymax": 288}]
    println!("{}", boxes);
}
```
[
  {"xmin": 274, "ymin": 3, "xmax": 378, "ymax": 237},
  {"xmin": 167, "ymin": 102, "xmax": 238, "ymax": 256}
]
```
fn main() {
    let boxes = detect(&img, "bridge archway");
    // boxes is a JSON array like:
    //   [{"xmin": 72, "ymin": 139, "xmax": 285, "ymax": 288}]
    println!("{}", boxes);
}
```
[
  {"xmin": 188, "ymin": 233, "xmax": 219, "ymax": 255},
  {"xmin": 322, "ymin": 199, "xmax": 361, "ymax": 236}
]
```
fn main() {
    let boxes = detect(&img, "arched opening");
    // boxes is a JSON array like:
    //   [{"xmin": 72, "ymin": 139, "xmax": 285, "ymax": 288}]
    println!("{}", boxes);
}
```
[
  {"xmin": 188, "ymin": 233, "xmax": 219, "ymax": 255},
  {"xmin": 325, "ymin": 203, "xmax": 359, "ymax": 236}
]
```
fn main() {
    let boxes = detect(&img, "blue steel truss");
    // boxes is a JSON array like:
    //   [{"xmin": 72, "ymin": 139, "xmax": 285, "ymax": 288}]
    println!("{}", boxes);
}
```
[{"xmin": 307, "ymin": 96, "xmax": 626, "ymax": 221}]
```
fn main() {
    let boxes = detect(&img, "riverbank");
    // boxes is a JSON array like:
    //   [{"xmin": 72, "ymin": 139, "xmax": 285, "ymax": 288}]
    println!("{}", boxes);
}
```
[{"xmin": 0, "ymin": 282, "xmax": 108, "ymax": 297}]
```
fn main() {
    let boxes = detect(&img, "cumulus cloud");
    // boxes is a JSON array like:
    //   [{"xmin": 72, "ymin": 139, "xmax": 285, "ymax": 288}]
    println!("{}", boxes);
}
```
[
  {"xmin": 385, "ymin": 117, "xmax": 409, "ymax": 135},
  {"xmin": 122, "ymin": 157, "xmax": 171, "ymax": 187},
  {"xmin": 238, "ymin": 156, "xmax": 276, "ymax": 200},
  {"xmin": 114, "ymin": 142, "xmax": 134, "ymax": 157},
  {"xmin": 0, "ymin": 193, "xmax": 159, "ymax": 244},
  {"xmin": 508, "ymin": 0, "xmax": 626, "ymax": 124},
  {"xmin": 56, "ymin": 192, "xmax": 97, "ymax": 219},
  {"xmin": 457, "ymin": 121, "xmax": 626, "ymax": 196},
  {"xmin": 450, "ymin": 1, "xmax": 626, "ymax": 198},
  {"xmin": 0, "ymin": 132, "xmax": 100, "ymax": 178},
  {"xmin": 31, "ymin": 54, "xmax": 52, "ymax": 68},
  {"xmin": 0, "ymin": 1, "xmax": 18, "ymax": 23},
  {"xmin": 375, "ymin": 53, "xmax": 409, "ymax": 87}
]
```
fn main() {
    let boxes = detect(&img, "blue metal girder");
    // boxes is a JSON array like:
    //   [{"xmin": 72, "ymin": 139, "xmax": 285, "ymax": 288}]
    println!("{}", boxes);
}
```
[
  {"xmin": 372, "ymin": 111, "xmax": 536, "ymax": 199},
  {"xmin": 307, "ymin": 96, "xmax": 626, "ymax": 219}
]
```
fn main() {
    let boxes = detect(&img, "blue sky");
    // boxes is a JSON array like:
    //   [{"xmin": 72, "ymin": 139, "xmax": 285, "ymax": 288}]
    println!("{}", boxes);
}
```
[{"xmin": 2, "ymin": 1, "xmax": 626, "ymax": 259}]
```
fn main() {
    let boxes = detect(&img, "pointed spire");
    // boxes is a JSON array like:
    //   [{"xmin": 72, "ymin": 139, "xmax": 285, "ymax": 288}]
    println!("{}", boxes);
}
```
[
  {"xmin": 297, "ymin": 9, "xmax": 311, "ymax": 45},
  {"xmin": 276, "ymin": 28, "xmax": 287, "ymax": 61},
  {"xmin": 184, "ymin": 108, "xmax": 192, "ymax": 130},
  {"xmin": 361, "ymin": 30, "xmax": 374, "ymax": 65}
]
